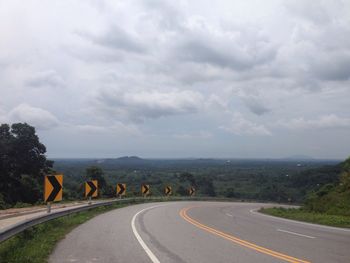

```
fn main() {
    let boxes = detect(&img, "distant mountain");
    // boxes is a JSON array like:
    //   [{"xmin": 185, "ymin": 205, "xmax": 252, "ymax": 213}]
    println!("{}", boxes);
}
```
[
  {"xmin": 94, "ymin": 156, "xmax": 149, "ymax": 167},
  {"xmin": 115, "ymin": 156, "xmax": 144, "ymax": 162},
  {"xmin": 283, "ymin": 155, "xmax": 314, "ymax": 160}
]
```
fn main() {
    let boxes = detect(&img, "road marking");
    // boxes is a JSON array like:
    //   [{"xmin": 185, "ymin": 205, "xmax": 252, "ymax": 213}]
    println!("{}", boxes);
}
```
[
  {"xmin": 131, "ymin": 205, "xmax": 163, "ymax": 263},
  {"xmin": 277, "ymin": 229, "xmax": 316, "ymax": 239},
  {"xmin": 250, "ymin": 208, "xmax": 350, "ymax": 233},
  {"xmin": 226, "ymin": 213, "xmax": 233, "ymax": 217},
  {"xmin": 180, "ymin": 206, "xmax": 310, "ymax": 263}
]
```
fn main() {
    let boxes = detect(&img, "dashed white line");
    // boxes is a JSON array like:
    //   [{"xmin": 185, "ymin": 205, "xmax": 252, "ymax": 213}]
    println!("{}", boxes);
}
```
[
  {"xmin": 226, "ymin": 213, "xmax": 233, "ymax": 217},
  {"xmin": 277, "ymin": 229, "xmax": 316, "ymax": 239},
  {"xmin": 131, "ymin": 205, "xmax": 164, "ymax": 263}
]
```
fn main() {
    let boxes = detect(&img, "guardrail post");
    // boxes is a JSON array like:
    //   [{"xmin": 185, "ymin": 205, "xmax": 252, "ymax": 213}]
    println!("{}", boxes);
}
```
[{"xmin": 47, "ymin": 202, "xmax": 51, "ymax": 213}]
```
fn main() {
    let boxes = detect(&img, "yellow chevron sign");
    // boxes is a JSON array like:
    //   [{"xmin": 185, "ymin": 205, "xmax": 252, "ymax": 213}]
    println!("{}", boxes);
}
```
[
  {"xmin": 44, "ymin": 174, "xmax": 63, "ymax": 202},
  {"xmin": 189, "ymin": 186, "xmax": 195, "ymax": 196},
  {"xmin": 164, "ymin": 186, "xmax": 172, "ymax": 196},
  {"xmin": 141, "ymin": 184, "xmax": 150, "ymax": 196},
  {"xmin": 85, "ymin": 180, "xmax": 98, "ymax": 198},
  {"xmin": 116, "ymin": 183, "xmax": 126, "ymax": 196}
]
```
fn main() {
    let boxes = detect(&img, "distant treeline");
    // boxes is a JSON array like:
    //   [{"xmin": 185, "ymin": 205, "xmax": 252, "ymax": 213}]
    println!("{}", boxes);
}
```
[
  {"xmin": 55, "ymin": 157, "xmax": 341, "ymax": 204},
  {"xmin": 0, "ymin": 122, "xmax": 347, "ymax": 210}
]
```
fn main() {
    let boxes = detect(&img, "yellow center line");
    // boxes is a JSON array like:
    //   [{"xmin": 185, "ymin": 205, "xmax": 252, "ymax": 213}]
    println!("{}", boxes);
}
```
[{"xmin": 179, "ymin": 206, "xmax": 311, "ymax": 263}]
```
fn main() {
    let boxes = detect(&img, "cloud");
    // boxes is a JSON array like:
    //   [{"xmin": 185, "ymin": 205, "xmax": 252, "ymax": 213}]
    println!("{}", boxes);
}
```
[
  {"xmin": 0, "ymin": 107, "xmax": 7, "ymax": 123},
  {"xmin": 26, "ymin": 70, "xmax": 66, "ymax": 88},
  {"xmin": 243, "ymin": 97, "xmax": 270, "ymax": 116},
  {"xmin": 284, "ymin": 0, "xmax": 334, "ymax": 25},
  {"xmin": 0, "ymin": 0, "xmax": 350, "ymax": 158},
  {"xmin": 173, "ymin": 22, "xmax": 277, "ymax": 72},
  {"xmin": 311, "ymin": 53, "xmax": 350, "ymax": 81},
  {"xmin": 73, "ymin": 124, "xmax": 107, "ymax": 133},
  {"xmin": 279, "ymin": 114, "xmax": 350, "ymax": 130},
  {"xmin": 220, "ymin": 112, "xmax": 271, "ymax": 136},
  {"xmin": 70, "ymin": 122, "xmax": 140, "ymax": 135},
  {"xmin": 78, "ymin": 25, "xmax": 146, "ymax": 54},
  {"xmin": 279, "ymin": 1, "xmax": 350, "ymax": 85},
  {"xmin": 141, "ymin": 0, "xmax": 185, "ymax": 31},
  {"xmin": 8, "ymin": 104, "xmax": 59, "ymax": 130},
  {"xmin": 173, "ymin": 131, "xmax": 212, "ymax": 139},
  {"xmin": 92, "ymin": 87, "xmax": 204, "ymax": 122}
]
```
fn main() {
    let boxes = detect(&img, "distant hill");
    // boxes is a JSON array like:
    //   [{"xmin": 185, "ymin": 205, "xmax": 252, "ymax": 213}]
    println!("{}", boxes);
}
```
[
  {"xmin": 94, "ymin": 156, "xmax": 150, "ymax": 168},
  {"xmin": 283, "ymin": 155, "xmax": 314, "ymax": 160},
  {"xmin": 115, "ymin": 156, "xmax": 144, "ymax": 162}
]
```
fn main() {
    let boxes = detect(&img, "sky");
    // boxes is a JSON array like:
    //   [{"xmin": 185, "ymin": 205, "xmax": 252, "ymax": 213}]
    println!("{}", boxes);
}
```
[{"xmin": 0, "ymin": 0, "xmax": 350, "ymax": 159}]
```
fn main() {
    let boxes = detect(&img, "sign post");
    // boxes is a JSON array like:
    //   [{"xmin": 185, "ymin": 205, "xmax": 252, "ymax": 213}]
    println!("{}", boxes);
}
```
[{"xmin": 47, "ymin": 202, "xmax": 51, "ymax": 213}]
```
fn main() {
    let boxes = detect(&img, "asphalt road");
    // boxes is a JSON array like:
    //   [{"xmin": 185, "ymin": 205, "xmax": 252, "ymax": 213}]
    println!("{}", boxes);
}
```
[{"xmin": 49, "ymin": 202, "xmax": 350, "ymax": 263}]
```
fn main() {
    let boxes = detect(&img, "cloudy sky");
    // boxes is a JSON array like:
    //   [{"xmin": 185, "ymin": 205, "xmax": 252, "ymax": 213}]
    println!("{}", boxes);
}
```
[{"xmin": 1, "ymin": 0, "xmax": 350, "ymax": 159}]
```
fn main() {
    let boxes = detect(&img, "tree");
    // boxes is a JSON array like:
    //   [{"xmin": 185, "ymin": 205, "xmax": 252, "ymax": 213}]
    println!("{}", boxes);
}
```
[
  {"xmin": 197, "ymin": 177, "xmax": 216, "ymax": 197},
  {"xmin": 176, "ymin": 185, "xmax": 188, "ymax": 196},
  {"xmin": 225, "ymin": 187, "xmax": 236, "ymax": 198},
  {"xmin": 0, "ymin": 123, "xmax": 53, "ymax": 206},
  {"xmin": 85, "ymin": 166, "xmax": 114, "ymax": 197},
  {"xmin": 179, "ymin": 172, "xmax": 197, "ymax": 187}
]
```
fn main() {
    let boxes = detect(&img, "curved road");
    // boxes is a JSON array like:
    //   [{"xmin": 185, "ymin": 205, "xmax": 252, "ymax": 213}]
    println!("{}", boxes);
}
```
[{"xmin": 50, "ymin": 202, "xmax": 350, "ymax": 263}]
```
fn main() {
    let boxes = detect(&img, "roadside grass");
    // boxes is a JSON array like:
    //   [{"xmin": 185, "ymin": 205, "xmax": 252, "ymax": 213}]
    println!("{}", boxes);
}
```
[
  {"xmin": 260, "ymin": 207, "xmax": 350, "ymax": 228},
  {"xmin": 0, "ymin": 199, "xmax": 150, "ymax": 263}
]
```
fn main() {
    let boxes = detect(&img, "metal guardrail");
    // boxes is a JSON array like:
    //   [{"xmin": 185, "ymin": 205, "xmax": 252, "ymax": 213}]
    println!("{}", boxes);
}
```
[
  {"xmin": 0, "ymin": 196, "xmax": 246, "ymax": 243},
  {"xmin": 0, "ymin": 197, "xmax": 146, "ymax": 243}
]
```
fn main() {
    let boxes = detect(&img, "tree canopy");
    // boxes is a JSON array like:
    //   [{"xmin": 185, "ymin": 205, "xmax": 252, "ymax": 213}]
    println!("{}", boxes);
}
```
[{"xmin": 0, "ymin": 123, "xmax": 53, "ymax": 207}]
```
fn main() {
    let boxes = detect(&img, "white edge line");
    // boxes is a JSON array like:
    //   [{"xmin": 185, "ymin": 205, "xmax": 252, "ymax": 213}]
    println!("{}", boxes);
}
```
[
  {"xmin": 131, "ymin": 205, "xmax": 164, "ymax": 263},
  {"xmin": 277, "ymin": 229, "xmax": 316, "ymax": 239},
  {"xmin": 250, "ymin": 208, "xmax": 350, "ymax": 233}
]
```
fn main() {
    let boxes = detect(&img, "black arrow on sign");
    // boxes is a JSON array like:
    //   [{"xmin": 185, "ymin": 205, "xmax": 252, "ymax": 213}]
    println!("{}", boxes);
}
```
[
  {"xmin": 189, "ymin": 187, "xmax": 195, "ymax": 196},
  {"xmin": 87, "ymin": 181, "xmax": 97, "ymax": 197},
  {"xmin": 165, "ymin": 186, "xmax": 171, "ymax": 195},
  {"xmin": 143, "ymin": 184, "xmax": 149, "ymax": 194},
  {"xmin": 117, "ymin": 184, "xmax": 125, "ymax": 195},
  {"xmin": 47, "ymin": 176, "xmax": 62, "ymax": 202}
]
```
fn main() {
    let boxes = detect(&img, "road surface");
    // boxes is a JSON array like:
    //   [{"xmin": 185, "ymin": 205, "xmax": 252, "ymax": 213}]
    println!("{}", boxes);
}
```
[{"xmin": 49, "ymin": 202, "xmax": 350, "ymax": 263}]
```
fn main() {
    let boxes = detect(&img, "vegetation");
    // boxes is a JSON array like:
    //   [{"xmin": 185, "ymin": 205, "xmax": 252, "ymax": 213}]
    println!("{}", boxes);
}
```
[
  {"xmin": 54, "ymin": 157, "xmax": 340, "ymax": 203},
  {"xmin": 0, "ymin": 123, "xmax": 53, "ymax": 208},
  {"xmin": 261, "ymin": 157, "xmax": 350, "ymax": 227}
]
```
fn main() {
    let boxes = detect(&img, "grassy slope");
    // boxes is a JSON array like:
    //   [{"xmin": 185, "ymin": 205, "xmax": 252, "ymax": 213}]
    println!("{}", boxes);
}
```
[
  {"xmin": 260, "ymin": 207, "xmax": 350, "ymax": 228},
  {"xmin": 260, "ymin": 157, "xmax": 350, "ymax": 228},
  {"xmin": 0, "ymin": 200, "xmax": 147, "ymax": 263}
]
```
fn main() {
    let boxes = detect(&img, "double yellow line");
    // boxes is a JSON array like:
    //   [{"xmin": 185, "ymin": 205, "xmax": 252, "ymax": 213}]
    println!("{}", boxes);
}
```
[{"xmin": 180, "ymin": 206, "xmax": 310, "ymax": 263}]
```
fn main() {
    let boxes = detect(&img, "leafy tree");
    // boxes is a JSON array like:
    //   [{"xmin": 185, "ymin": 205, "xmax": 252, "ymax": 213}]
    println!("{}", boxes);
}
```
[
  {"xmin": 179, "ymin": 172, "xmax": 197, "ymax": 187},
  {"xmin": 85, "ymin": 166, "xmax": 114, "ymax": 197},
  {"xmin": 197, "ymin": 177, "xmax": 216, "ymax": 197},
  {"xmin": 176, "ymin": 185, "xmax": 188, "ymax": 196},
  {"xmin": 225, "ymin": 187, "xmax": 236, "ymax": 198},
  {"xmin": 0, "ymin": 123, "xmax": 53, "ymax": 206}
]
